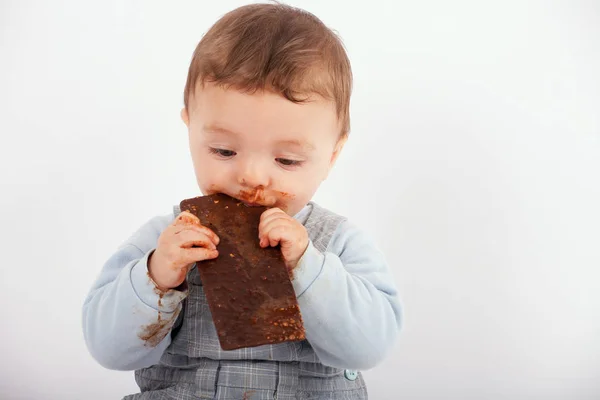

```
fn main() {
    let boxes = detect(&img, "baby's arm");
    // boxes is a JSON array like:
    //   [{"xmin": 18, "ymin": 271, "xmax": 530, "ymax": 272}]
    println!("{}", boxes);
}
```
[
  {"xmin": 292, "ymin": 220, "xmax": 403, "ymax": 370},
  {"xmin": 82, "ymin": 215, "xmax": 187, "ymax": 370}
]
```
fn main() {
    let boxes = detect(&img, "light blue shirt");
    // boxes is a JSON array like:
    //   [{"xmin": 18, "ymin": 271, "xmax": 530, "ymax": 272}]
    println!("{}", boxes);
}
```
[{"xmin": 82, "ymin": 203, "xmax": 402, "ymax": 371}]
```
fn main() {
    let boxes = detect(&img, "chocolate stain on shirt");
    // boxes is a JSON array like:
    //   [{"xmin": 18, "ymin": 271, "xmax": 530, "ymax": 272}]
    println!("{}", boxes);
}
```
[
  {"xmin": 139, "ymin": 272, "xmax": 178, "ymax": 347},
  {"xmin": 139, "ymin": 309, "xmax": 179, "ymax": 347}
]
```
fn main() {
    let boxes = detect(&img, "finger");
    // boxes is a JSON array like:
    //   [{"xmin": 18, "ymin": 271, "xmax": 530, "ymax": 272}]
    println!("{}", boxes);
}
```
[
  {"xmin": 259, "ymin": 209, "xmax": 288, "ymax": 234},
  {"xmin": 174, "ymin": 211, "xmax": 201, "ymax": 227},
  {"xmin": 173, "ymin": 224, "xmax": 219, "ymax": 245},
  {"xmin": 258, "ymin": 214, "xmax": 290, "ymax": 246},
  {"xmin": 259, "ymin": 208, "xmax": 289, "ymax": 230},
  {"xmin": 261, "ymin": 220, "xmax": 294, "ymax": 248},
  {"xmin": 179, "ymin": 246, "xmax": 219, "ymax": 265},
  {"xmin": 175, "ymin": 230, "xmax": 217, "ymax": 250},
  {"xmin": 259, "ymin": 215, "xmax": 288, "ymax": 237},
  {"xmin": 263, "ymin": 224, "xmax": 292, "ymax": 248},
  {"xmin": 260, "ymin": 207, "xmax": 286, "ymax": 224}
]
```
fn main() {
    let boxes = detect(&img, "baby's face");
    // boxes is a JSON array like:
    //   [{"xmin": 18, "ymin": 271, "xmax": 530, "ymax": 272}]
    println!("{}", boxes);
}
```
[{"xmin": 182, "ymin": 82, "xmax": 344, "ymax": 217}]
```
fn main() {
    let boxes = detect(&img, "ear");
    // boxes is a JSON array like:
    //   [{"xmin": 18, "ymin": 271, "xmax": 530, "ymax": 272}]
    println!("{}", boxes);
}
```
[
  {"xmin": 181, "ymin": 107, "xmax": 190, "ymax": 127},
  {"xmin": 330, "ymin": 135, "xmax": 347, "ymax": 168},
  {"xmin": 323, "ymin": 135, "xmax": 347, "ymax": 180}
]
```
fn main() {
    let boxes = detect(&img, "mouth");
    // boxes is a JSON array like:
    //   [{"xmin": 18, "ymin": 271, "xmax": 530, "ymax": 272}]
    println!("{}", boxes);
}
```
[
  {"xmin": 215, "ymin": 192, "xmax": 270, "ymax": 207},
  {"xmin": 205, "ymin": 185, "xmax": 286, "ymax": 209},
  {"xmin": 241, "ymin": 201, "xmax": 264, "ymax": 207}
]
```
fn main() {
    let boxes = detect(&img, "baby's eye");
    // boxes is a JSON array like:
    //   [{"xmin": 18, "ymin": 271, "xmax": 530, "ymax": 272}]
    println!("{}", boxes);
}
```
[
  {"xmin": 209, "ymin": 148, "xmax": 236, "ymax": 158},
  {"xmin": 276, "ymin": 158, "xmax": 303, "ymax": 167}
]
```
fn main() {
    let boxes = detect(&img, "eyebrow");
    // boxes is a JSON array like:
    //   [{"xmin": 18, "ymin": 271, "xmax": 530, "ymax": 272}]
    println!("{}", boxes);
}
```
[
  {"xmin": 276, "ymin": 139, "xmax": 316, "ymax": 153},
  {"xmin": 203, "ymin": 124, "xmax": 239, "ymax": 136},
  {"xmin": 203, "ymin": 124, "xmax": 315, "ymax": 152}
]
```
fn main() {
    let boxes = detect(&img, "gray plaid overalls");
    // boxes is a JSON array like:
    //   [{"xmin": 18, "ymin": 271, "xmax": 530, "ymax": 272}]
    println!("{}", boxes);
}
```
[{"xmin": 124, "ymin": 202, "xmax": 368, "ymax": 399}]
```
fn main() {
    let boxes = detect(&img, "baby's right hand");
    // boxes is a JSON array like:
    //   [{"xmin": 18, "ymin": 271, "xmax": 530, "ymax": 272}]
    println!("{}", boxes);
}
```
[{"xmin": 148, "ymin": 211, "xmax": 220, "ymax": 291}]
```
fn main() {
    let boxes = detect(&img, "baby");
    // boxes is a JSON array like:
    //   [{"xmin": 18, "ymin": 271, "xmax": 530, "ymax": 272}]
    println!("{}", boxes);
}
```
[{"xmin": 83, "ymin": 3, "xmax": 402, "ymax": 399}]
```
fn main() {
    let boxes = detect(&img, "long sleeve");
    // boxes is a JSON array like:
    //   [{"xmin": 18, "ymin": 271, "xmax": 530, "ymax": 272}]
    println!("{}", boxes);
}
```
[
  {"xmin": 291, "ymin": 220, "xmax": 403, "ymax": 370},
  {"xmin": 82, "ymin": 214, "xmax": 187, "ymax": 371}
]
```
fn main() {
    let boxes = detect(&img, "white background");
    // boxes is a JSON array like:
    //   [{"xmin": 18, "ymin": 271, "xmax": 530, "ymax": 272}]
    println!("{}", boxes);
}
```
[{"xmin": 1, "ymin": 0, "xmax": 599, "ymax": 399}]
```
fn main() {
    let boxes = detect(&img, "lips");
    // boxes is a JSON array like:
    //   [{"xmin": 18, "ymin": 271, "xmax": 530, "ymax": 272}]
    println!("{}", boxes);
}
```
[
  {"xmin": 242, "ymin": 201, "xmax": 263, "ymax": 207},
  {"xmin": 205, "ymin": 186, "xmax": 280, "ymax": 208}
]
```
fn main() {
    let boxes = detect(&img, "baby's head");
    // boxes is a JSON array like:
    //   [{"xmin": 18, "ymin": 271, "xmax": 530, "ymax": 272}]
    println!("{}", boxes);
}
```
[{"xmin": 181, "ymin": 3, "xmax": 352, "ymax": 216}]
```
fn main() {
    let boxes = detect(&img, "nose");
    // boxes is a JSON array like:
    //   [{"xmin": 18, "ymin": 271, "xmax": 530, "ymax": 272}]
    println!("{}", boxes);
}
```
[{"xmin": 237, "ymin": 158, "xmax": 270, "ymax": 188}]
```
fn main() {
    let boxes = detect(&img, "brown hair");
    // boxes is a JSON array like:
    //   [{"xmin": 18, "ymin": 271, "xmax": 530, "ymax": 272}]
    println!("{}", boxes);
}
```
[{"xmin": 183, "ymin": 2, "xmax": 353, "ymax": 136}]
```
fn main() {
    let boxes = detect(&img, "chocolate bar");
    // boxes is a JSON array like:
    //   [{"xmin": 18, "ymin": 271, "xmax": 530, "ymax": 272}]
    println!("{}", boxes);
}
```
[{"xmin": 180, "ymin": 193, "xmax": 306, "ymax": 350}]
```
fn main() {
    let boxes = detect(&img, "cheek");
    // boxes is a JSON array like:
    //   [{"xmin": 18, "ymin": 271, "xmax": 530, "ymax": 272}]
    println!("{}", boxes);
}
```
[
  {"xmin": 308, "ymin": 155, "xmax": 332, "ymax": 181},
  {"xmin": 190, "ymin": 148, "xmax": 206, "ymax": 175},
  {"xmin": 192, "ymin": 153, "xmax": 223, "ymax": 187},
  {"xmin": 286, "ymin": 166, "xmax": 325, "ymax": 195}
]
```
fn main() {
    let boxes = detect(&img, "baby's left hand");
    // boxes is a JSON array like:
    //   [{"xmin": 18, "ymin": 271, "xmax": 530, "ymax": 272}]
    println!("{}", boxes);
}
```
[{"xmin": 259, "ymin": 207, "xmax": 309, "ymax": 273}]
